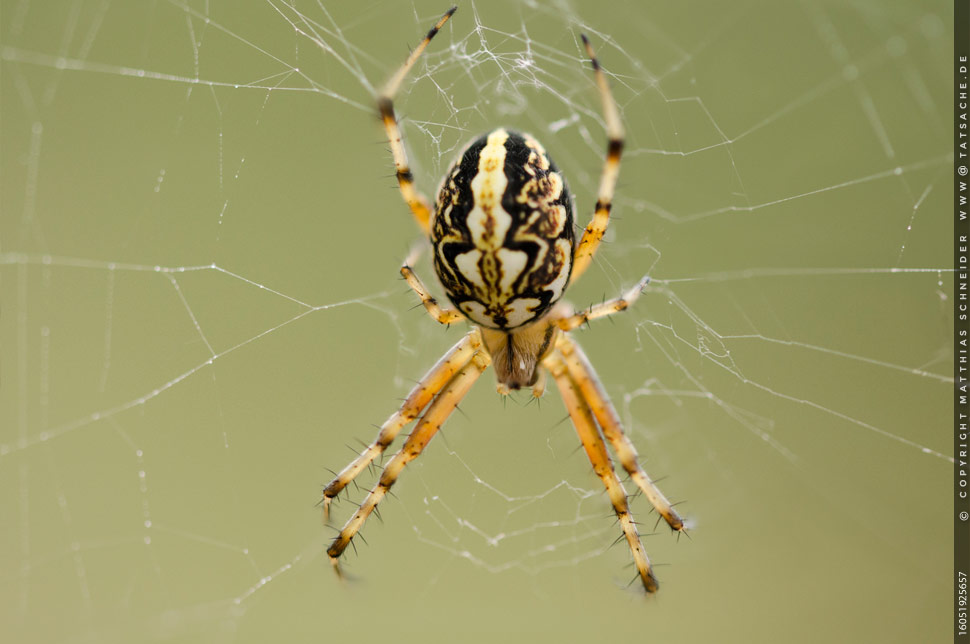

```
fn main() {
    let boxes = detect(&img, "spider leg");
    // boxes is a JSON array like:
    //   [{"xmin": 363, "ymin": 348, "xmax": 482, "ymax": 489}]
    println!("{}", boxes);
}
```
[
  {"xmin": 555, "ymin": 273, "xmax": 650, "ymax": 332},
  {"xmin": 322, "ymin": 328, "xmax": 481, "ymax": 517},
  {"xmin": 530, "ymin": 368, "xmax": 547, "ymax": 399},
  {"xmin": 378, "ymin": 6, "xmax": 456, "ymax": 234},
  {"xmin": 556, "ymin": 333, "xmax": 684, "ymax": 531},
  {"xmin": 544, "ymin": 349, "xmax": 659, "ymax": 593},
  {"xmin": 570, "ymin": 34, "xmax": 624, "ymax": 285},
  {"xmin": 328, "ymin": 348, "xmax": 491, "ymax": 568},
  {"xmin": 401, "ymin": 242, "xmax": 465, "ymax": 325}
]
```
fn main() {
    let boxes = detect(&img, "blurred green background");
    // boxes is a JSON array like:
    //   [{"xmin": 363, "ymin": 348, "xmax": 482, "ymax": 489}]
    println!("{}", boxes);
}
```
[{"xmin": 1, "ymin": 1, "xmax": 954, "ymax": 642}]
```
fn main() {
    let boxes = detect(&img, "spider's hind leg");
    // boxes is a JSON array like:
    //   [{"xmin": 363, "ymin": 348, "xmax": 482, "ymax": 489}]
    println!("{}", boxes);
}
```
[
  {"xmin": 570, "ymin": 34, "xmax": 625, "ymax": 284},
  {"xmin": 378, "ymin": 7, "xmax": 457, "ymax": 234}
]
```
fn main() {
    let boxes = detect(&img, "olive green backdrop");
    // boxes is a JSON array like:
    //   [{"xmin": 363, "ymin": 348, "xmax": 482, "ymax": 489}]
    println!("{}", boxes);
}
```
[{"xmin": 1, "ymin": 1, "xmax": 953, "ymax": 642}]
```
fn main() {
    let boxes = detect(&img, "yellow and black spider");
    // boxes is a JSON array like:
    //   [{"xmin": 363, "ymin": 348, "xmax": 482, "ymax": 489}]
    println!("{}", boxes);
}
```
[{"xmin": 322, "ymin": 7, "xmax": 685, "ymax": 593}]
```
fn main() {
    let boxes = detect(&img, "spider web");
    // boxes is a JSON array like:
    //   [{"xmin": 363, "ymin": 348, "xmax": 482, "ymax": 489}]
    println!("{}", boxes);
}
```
[{"xmin": 0, "ymin": 1, "xmax": 954, "ymax": 642}]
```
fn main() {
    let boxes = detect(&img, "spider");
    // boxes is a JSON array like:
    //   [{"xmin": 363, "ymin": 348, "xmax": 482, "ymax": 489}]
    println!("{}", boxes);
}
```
[{"xmin": 322, "ymin": 6, "xmax": 685, "ymax": 593}]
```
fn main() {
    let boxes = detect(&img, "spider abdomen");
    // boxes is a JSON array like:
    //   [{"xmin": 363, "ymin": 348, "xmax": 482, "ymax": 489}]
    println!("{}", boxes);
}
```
[{"xmin": 431, "ymin": 128, "xmax": 575, "ymax": 330}]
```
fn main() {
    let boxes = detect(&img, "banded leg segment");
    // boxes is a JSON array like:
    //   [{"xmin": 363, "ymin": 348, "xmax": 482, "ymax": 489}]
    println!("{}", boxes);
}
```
[
  {"xmin": 571, "ymin": 34, "xmax": 625, "ymax": 284},
  {"xmin": 555, "ymin": 273, "xmax": 650, "ymax": 332},
  {"xmin": 378, "ymin": 7, "xmax": 456, "ymax": 234},
  {"xmin": 401, "ymin": 263, "xmax": 464, "ymax": 325},
  {"xmin": 557, "ymin": 333, "xmax": 684, "ymax": 531},
  {"xmin": 545, "ymin": 350, "xmax": 658, "ymax": 592},
  {"xmin": 322, "ymin": 328, "xmax": 481, "ymax": 517},
  {"xmin": 328, "ymin": 350, "xmax": 491, "ymax": 565}
]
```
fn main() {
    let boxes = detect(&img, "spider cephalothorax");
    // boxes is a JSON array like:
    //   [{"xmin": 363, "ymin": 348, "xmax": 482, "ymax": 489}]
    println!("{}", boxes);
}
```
[{"xmin": 322, "ymin": 7, "xmax": 686, "ymax": 594}]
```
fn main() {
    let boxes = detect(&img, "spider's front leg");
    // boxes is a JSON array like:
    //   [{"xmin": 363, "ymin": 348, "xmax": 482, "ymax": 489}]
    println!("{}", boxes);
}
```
[
  {"xmin": 544, "ymin": 350, "xmax": 659, "ymax": 593},
  {"xmin": 328, "ymin": 349, "xmax": 491, "ymax": 573},
  {"xmin": 321, "ymin": 329, "xmax": 480, "ymax": 517},
  {"xmin": 323, "ymin": 243, "xmax": 472, "ymax": 515},
  {"xmin": 551, "ymin": 279, "xmax": 685, "ymax": 532},
  {"xmin": 556, "ymin": 333, "xmax": 684, "ymax": 532}
]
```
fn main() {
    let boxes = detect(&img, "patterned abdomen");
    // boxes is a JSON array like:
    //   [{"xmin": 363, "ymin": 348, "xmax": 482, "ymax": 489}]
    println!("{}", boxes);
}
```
[{"xmin": 431, "ymin": 129, "xmax": 574, "ymax": 330}]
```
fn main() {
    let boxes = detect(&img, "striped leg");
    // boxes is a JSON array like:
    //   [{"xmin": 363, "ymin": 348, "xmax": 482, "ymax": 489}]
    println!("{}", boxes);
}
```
[
  {"xmin": 322, "ymin": 328, "xmax": 481, "ymax": 517},
  {"xmin": 401, "ymin": 241, "xmax": 464, "ymax": 325},
  {"xmin": 570, "ymin": 34, "xmax": 624, "ymax": 283},
  {"xmin": 555, "ymin": 273, "xmax": 650, "ymax": 332},
  {"xmin": 378, "ymin": 7, "xmax": 456, "ymax": 234},
  {"xmin": 401, "ymin": 265, "xmax": 465, "ymax": 325},
  {"xmin": 328, "ymin": 349, "xmax": 491, "ymax": 572},
  {"xmin": 556, "ymin": 333, "xmax": 684, "ymax": 531},
  {"xmin": 544, "ymin": 349, "xmax": 659, "ymax": 592}
]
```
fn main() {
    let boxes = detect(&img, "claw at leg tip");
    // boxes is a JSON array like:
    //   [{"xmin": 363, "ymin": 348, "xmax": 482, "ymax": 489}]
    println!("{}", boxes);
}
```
[{"xmin": 329, "ymin": 555, "xmax": 344, "ymax": 580}]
